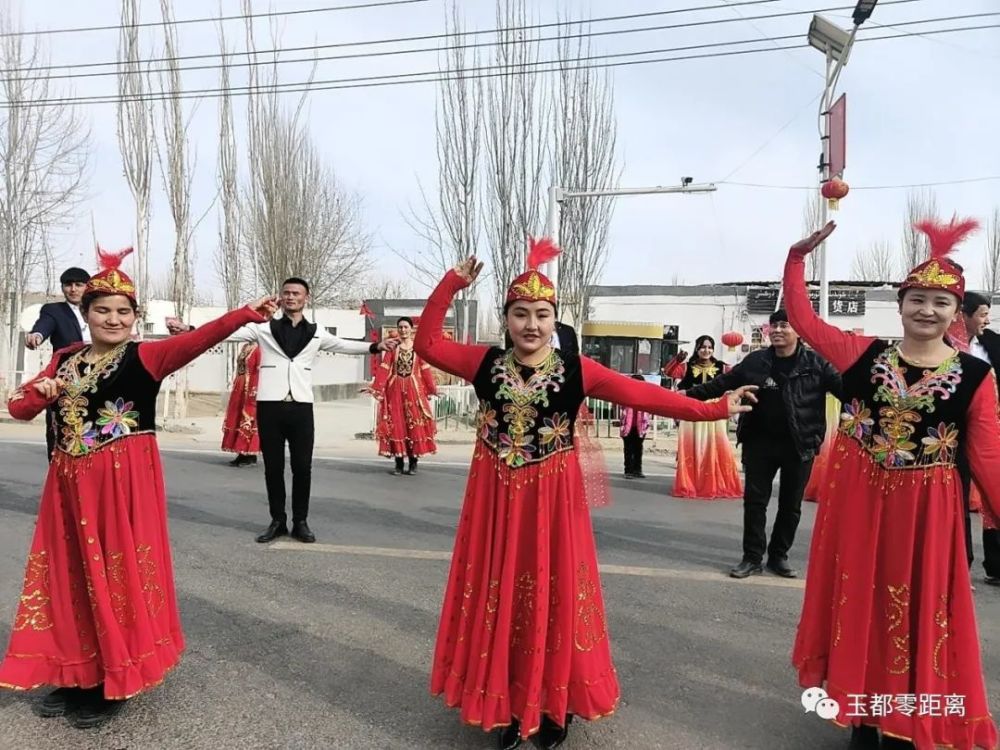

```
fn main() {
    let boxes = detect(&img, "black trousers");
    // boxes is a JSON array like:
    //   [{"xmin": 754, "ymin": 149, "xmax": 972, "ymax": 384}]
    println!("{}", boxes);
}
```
[
  {"xmin": 622, "ymin": 429, "xmax": 644, "ymax": 475},
  {"xmin": 741, "ymin": 440, "xmax": 814, "ymax": 564},
  {"xmin": 257, "ymin": 401, "xmax": 315, "ymax": 524},
  {"xmin": 959, "ymin": 466, "xmax": 1000, "ymax": 577}
]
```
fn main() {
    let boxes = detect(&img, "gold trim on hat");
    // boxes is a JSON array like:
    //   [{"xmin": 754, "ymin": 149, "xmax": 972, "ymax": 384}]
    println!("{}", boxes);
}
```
[
  {"xmin": 508, "ymin": 271, "xmax": 555, "ymax": 301},
  {"xmin": 88, "ymin": 270, "xmax": 136, "ymax": 296},
  {"xmin": 905, "ymin": 260, "xmax": 959, "ymax": 288}
]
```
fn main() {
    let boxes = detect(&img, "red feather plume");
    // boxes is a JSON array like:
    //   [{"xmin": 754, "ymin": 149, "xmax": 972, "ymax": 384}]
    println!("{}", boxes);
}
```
[
  {"xmin": 526, "ymin": 236, "xmax": 561, "ymax": 270},
  {"xmin": 914, "ymin": 216, "xmax": 980, "ymax": 260},
  {"xmin": 96, "ymin": 245, "xmax": 134, "ymax": 271}
]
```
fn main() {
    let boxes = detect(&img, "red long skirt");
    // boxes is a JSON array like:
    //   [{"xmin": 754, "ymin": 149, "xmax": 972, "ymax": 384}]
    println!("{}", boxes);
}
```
[
  {"xmin": 0, "ymin": 435, "xmax": 184, "ymax": 699},
  {"xmin": 671, "ymin": 419, "xmax": 742, "ymax": 499},
  {"xmin": 376, "ymin": 377, "xmax": 437, "ymax": 458},
  {"xmin": 794, "ymin": 437, "xmax": 998, "ymax": 749},
  {"xmin": 431, "ymin": 445, "xmax": 619, "ymax": 739},
  {"xmin": 221, "ymin": 375, "xmax": 259, "ymax": 454}
]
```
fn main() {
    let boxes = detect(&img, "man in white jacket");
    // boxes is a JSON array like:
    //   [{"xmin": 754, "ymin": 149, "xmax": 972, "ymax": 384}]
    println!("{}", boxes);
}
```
[{"xmin": 171, "ymin": 277, "xmax": 397, "ymax": 543}]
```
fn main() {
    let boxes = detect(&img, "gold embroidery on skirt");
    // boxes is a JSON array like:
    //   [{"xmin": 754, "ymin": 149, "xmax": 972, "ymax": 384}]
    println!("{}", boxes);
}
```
[
  {"xmin": 511, "ymin": 572, "xmax": 537, "ymax": 655},
  {"xmin": 107, "ymin": 551, "xmax": 136, "ymax": 627},
  {"xmin": 136, "ymin": 544, "xmax": 164, "ymax": 617},
  {"xmin": 574, "ymin": 562, "xmax": 606, "ymax": 652},
  {"xmin": 933, "ymin": 594, "xmax": 957, "ymax": 679},
  {"xmin": 886, "ymin": 584, "xmax": 912, "ymax": 675},
  {"xmin": 546, "ymin": 574, "xmax": 561, "ymax": 654},
  {"xmin": 13, "ymin": 552, "xmax": 53, "ymax": 632}
]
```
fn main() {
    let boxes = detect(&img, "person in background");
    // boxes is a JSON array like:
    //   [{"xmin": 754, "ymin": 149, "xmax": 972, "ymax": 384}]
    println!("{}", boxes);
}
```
[
  {"xmin": 620, "ymin": 373, "xmax": 651, "ymax": 478},
  {"xmin": 221, "ymin": 341, "xmax": 261, "ymax": 467}
]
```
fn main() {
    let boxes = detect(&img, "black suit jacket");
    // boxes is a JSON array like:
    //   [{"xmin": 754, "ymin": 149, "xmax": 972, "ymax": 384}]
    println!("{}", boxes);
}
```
[
  {"xmin": 977, "ymin": 329, "xmax": 1000, "ymax": 373},
  {"xmin": 30, "ymin": 301, "xmax": 84, "ymax": 351}
]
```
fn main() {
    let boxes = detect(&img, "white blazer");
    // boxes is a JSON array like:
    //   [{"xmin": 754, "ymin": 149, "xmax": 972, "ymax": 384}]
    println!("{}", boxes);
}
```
[{"xmin": 231, "ymin": 319, "xmax": 373, "ymax": 403}]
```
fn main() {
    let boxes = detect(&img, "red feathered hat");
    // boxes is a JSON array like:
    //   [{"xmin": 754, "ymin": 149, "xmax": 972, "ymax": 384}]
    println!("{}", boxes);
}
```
[
  {"xmin": 85, "ymin": 246, "xmax": 137, "ymax": 303},
  {"xmin": 899, "ymin": 216, "xmax": 979, "ymax": 301},
  {"xmin": 505, "ymin": 237, "xmax": 560, "ymax": 307}
]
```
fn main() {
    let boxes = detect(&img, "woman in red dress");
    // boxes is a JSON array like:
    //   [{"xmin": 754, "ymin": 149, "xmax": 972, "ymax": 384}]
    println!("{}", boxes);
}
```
[
  {"xmin": 415, "ymin": 241, "xmax": 756, "ymax": 749},
  {"xmin": 221, "ymin": 342, "xmax": 261, "ymax": 466},
  {"xmin": 785, "ymin": 219, "xmax": 1000, "ymax": 750},
  {"xmin": 371, "ymin": 316, "xmax": 438, "ymax": 475},
  {"xmin": 0, "ymin": 247, "xmax": 276, "ymax": 728},
  {"xmin": 663, "ymin": 336, "xmax": 743, "ymax": 499},
  {"xmin": 803, "ymin": 393, "xmax": 841, "ymax": 502}
]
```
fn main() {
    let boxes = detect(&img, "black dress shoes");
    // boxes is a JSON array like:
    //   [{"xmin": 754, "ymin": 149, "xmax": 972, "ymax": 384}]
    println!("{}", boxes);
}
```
[
  {"xmin": 496, "ymin": 719, "xmax": 522, "ymax": 750},
  {"xmin": 255, "ymin": 520, "xmax": 288, "ymax": 543},
  {"xmin": 392, "ymin": 457, "xmax": 405, "ymax": 476},
  {"xmin": 407, "ymin": 458, "xmax": 418, "ymax": 475},
  {"xmin": 849, "ymin": 724, "xmax": 880, "ymax": 749},
  {"xmin": 766, "ymin": 558, "xmax": 798, "ymax": 578},
  {"xmin": 291, "ymin": 521, "xmax": 316, "ymax": 543},
  {"xmin": 730, "ymin": 560, "xmax": 763, "ymax": 579},
  {"xmin": 69, "ymin": 687, "xmax": 126, "ymax": 729},
  {"xmin": 35, "ymin": 687, "xmax": 84, "ymax": 718},
  {"xmin": 880, "ymin": 736, "xmax": 916, "ymax": 749},
  {"xmin": 538, "ymin": 713, "xmax": 573, "ymax": 749},
  {"xmin": 229, "ymin": 454, "xmax": 257, "ymax": 467}
]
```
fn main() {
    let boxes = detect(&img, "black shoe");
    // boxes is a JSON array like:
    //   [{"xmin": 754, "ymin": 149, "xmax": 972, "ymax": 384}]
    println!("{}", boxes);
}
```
[
  {"xmin": 849, "ymin": 724, "xmax": 880, "ymax": 749},
  {"xmin": 985, "ymin": 575, "xmax": 1000, "ymax": 586},
  {"xmin": 34, "ymin": 687, "xmax": 84, "ymax": 718},
  {"xmin": 730, "ymin": 560, "xmax": 763, "ymax": 579},
  {"xmin": 880, "ymin": 735, "xmax": 915, "ymax": 749},
  {"xmin": 538, "ymin": 713, "xmax": 573, "ymax": 749},
  {"xmin": 69, "ymin": 689, "xmax": 126, "ymax": 729},
  {"xmin": 392, "ymin": 457, "xmax": 404, "ymax": 476},
  {"xmin": 634, "ymin": 472, "xmax": 646, "ymax": 479},
  {"xmin": 623, "ymin": 472, "xmax": 634, "ymax": 479},
  {"xmin": 255, "ymin": 520, "xmax": 288, "ymax": 543},
  {"xmin": 407, "ymin": 458, "xmax": 418, "ymax": 475},
  {"xmin": 765, "ymin": 558, "xmax": 798, "ymax": 578},
  {"xmin": 291, "ymin": 521, "xmax": 316, "ymax": 544},
  {"xmin": 496, "ymin": 719, "xmax": 522, "ymax": 750}
]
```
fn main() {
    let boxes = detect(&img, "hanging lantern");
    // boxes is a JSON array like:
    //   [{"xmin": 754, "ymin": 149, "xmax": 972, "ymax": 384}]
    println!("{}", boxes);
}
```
[
  {"xmin": 821, "ymin": 177, "xmax": 850, "ymax": 211},
  {"xmin": 721, "ymin": 331, "xmax": 744, "ymax": 352}
]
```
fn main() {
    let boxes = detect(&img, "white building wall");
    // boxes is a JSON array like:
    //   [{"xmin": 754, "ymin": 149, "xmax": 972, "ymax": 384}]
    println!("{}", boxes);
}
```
[{"xmin": 18, "ymin": 300, "xmax": 367, "ymax": 392}]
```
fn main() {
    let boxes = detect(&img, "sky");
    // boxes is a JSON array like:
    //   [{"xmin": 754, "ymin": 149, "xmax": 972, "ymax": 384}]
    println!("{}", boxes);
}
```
[{"xmin": 12, "ymin": 0, "xmax": 1000, "ymax": 302}]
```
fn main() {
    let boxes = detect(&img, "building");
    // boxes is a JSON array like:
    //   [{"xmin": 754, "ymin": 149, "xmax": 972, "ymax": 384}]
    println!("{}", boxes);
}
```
[{"xmin": 584, "ymin": 279, "xmax": 930, "ymax": 373}]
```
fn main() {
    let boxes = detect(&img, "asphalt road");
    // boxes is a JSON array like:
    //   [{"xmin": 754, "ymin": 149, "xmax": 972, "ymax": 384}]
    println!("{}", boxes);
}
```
[{"xmin": 1, "ymin": 440, "xmax": 998, "ymax": 750}]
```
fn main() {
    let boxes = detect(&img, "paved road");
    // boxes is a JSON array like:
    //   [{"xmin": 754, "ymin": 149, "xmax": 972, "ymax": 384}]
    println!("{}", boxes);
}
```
[{"xmin": 1, "ymin": 440, "xmax": 998, "ymax": 750}]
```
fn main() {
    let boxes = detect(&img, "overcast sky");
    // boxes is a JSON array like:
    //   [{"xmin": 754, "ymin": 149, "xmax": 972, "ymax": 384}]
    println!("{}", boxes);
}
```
[{"xmin": 14, "ymin": 0, "xmax": 1000, "ymax": 300}]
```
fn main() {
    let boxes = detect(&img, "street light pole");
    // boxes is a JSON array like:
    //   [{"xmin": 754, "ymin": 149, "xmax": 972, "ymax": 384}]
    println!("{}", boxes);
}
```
[{"xmin": 543, "ymin": 182, "xmax": 718, "ymax": 302}]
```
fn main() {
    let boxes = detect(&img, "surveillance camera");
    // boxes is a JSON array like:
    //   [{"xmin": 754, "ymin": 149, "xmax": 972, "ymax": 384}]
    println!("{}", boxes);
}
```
[{"xmin": 681, "ymin": 177, "xmax": 693, "ymax": 187}]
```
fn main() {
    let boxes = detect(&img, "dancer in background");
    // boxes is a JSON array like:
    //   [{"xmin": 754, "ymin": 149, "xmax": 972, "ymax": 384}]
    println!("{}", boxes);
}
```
[
  {"xmin": 786, "ymin": 219, "xmax": 1000, "ymax": 750},
  {"xmin": 0, "ymin": 247, "xmax": 277, "ymax": 729},
  {"xmin": 619, "ymin": 373, "xmax": 650, "ymax": 478},
  {"xmin": 416, "ymin": 243, "xmax": 757, "ymax": 750},
  {"xmin": 221, "ymin": 342, "xmax": 261, "ymax": 467},
  {"xmin": 370, "ymin": 316, "xmax": 438, "ymax": 475},
  {"xmin": 664, "ymin": 335, "xmax": 743, "ymax": 499}
]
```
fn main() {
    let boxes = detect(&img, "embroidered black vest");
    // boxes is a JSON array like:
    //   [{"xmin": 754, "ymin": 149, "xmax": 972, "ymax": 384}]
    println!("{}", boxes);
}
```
[
  {"xmin": 51, "ymin": 342, "xmax": 161, "ymax": 457},
  {"xmin": 472, "ymin": 347, "xmax": 584, "ymax": 468},
  {"xmin": 837, "ymin": 340, "xmax": 990, "ymax": 470}
]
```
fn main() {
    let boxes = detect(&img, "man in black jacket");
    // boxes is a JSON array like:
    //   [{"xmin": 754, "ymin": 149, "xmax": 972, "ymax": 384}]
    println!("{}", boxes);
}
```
[
  {"xmin": 684, "ymin": 310, "xmax": 842, "ymax": 579},
  {"xmin": 961, "ymin": 291, "xmax": 1000, "ymax": 584}
]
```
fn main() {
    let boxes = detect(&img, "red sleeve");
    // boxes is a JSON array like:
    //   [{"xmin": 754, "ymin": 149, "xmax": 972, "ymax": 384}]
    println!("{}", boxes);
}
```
[
  {"xmin": 420, "ymin": 356, "xmax": 439, "ymax": 396},
  {"xmin": 139, "ymin": 306, "xmax": 265, "ymax": 381},
  {"xmin": 967, "ymin": 373, "xmax": 1000, "ymax": 527},
  {"xmin": 371, "ymin": 351, "xmax": 391, "ymax": 399},
  {"xmin": 663, "ymin": 359, "xmax": 686, "ymax": 380},
  {"xmin": 7, "ymin": 352, "xmax": 65, "ymax": 420},
  {"xmin": 783, "ymin": 250, "xmax": 874, "ymax": 372},
  {"xmin": 414, "ymin": 270, "xmax": 489, "ymax": 383},
  {"xmin": 581, "ymin": 357, "xmax": 730, "ymax": 421}
]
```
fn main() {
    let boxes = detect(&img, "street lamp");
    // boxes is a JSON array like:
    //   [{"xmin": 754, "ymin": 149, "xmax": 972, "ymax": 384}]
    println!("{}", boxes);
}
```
[
  {"xmin": 853, "ymin": 0, "xmax": 879, "ymax": 25},
  {"xmin": 808, "ymin": 15, "xmax": 851, "ymax": 59}
]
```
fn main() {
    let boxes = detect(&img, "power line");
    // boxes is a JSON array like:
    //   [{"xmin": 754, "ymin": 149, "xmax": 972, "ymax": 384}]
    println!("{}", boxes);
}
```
[
  {"xmin": 0, "ymin": 2, "xmax": 957, "ymax": 87},
  {"xmin": 0, "ymin": 0, "xmax": 430, "ymax": 39},
  {"xmin": 0, "ymin": 0, "xmax": 928, "ymax": 76},
  {"xmin": 720, "ymin": 176, "xmax": 1000, "ymax": 191},
  {"xmin": 3, "ymin": 21, "xmax": 996, "ymax": 109}
]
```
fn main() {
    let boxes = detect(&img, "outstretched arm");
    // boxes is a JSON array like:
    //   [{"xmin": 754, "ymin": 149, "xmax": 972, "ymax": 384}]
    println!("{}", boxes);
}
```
[
  {"xmin": 685, "ymin": 365, "xmax": 745, "ymax": 401},
  {"xmin": 414, "ymin": 266, "xmax": 489, "ymax": 383},
  {"xmin": 318, "ymin": 329, "xmax": 382, "ymax": 355},
  {"xmin": 7, "ymin": 352, "xmax": 64, "ymax": 420},
  {"xmin": 783, "ymin": 223, "xmax": 874, "ymax": 372},
  {"xmin": 29, "ymin": 306, "xmax": 57, "ymax": 341},
  {"xmin": 967, "ymin": 373, "xmax": 1000, "ymax": 529},
  {"xmin": 140, "ymin": 305, "xmax": 269, "ymax": 381},
  {"xmin": 581, "ymin": 357, "xmax": 739, "ymax": 422}
]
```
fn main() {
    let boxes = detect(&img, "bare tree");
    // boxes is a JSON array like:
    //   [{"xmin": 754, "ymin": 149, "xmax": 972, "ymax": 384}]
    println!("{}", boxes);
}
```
[
  {"xmin": 802, "ymin": 193, "xmax": 823, "ymax": 282},
  {"xmin": 356, "ymin": 275, "xmax": 414, "ymax": 302},
  {"xmin": 242, "ymin": 114, "xmax": 371, "ymax": 304},
  {"xmin": 0, "ymin": 10, "xmax": 89, "ymax": 389},
  {"xmin": 214, "ymin": 15, "xmax": 244, "ymax": 310},
  {"xmin": 481, "ymin": 0, "xmax": 549, "ymax": 323},
  {"xmin": 116, "ymin": 0, "xmax": 154, "ymax": 319},
  {"xmin": 851, "ymin": 241, "xmax": 897, "ymax": 282},
  {"xmin": 551, "ymin": 20, "xmax": 619, "ymax": 328},
  {"xmin": 900, "ymin": 189, "xmax": 940, "ymax": 270},
  {"xmin": 982, "ymin": 207, "xmax": 1000, "ymax": 296}
]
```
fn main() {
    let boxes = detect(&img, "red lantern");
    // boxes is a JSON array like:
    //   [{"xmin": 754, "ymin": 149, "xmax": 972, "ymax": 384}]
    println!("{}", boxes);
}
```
[
  {"xmin": 721, "ymin": 331, "xmax": 744, "ymax": 352},
  {"xmin": 821, "ymin": 178, "xmax": 849, "ymax": 211}
]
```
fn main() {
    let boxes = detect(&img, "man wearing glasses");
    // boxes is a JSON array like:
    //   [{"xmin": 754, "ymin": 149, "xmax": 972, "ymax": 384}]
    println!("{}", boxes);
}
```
[{"xmin": 682, "ymin": 309, "xmax": 842, "ymax": 579}]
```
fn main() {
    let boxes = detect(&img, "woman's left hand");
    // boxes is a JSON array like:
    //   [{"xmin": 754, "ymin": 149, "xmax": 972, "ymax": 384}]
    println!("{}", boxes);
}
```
[
  {"xmin": 790, "ymin": 221, "xmax": 836, "ymax": 257},
  {"xmin": 249, "ymin": 296, "xmax": 280, "ymax": 319}
]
